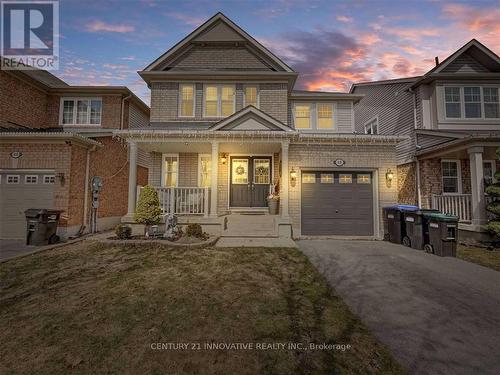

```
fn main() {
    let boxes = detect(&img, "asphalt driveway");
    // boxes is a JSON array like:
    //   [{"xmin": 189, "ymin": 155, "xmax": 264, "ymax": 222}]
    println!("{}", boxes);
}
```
[{"xmin": 299, "ymin": 240, "xmax": 500, "ymax": 375}]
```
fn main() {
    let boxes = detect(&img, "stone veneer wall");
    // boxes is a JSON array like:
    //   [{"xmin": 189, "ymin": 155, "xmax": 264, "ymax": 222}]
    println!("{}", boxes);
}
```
[
  {"xmin": 287, "ymin": 143, "xmax": 399, "ymax": 238},
  {"xmin": 397, "ymin": 162, "xmax": 417, "ymax": 205}
]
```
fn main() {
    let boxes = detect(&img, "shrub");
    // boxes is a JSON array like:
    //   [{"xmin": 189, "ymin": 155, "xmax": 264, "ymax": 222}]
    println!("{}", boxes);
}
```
[
  {"xmin": 134, "ymin": 186, "xmax": 162, "ymax": 228},
  {"xmin": 486, "ymin": 147, "xmax": 500, "ymax": 246},
  {"xmin": 185, "ymin": 223, "xmax": 208, "ymax": 240},
  {"xmin": 115, "ymin": 224, "xmax": 131, "ymax": 239}
]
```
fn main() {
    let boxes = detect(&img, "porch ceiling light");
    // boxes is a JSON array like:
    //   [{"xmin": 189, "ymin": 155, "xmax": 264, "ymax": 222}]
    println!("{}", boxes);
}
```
[
  {"xmin": 220, "ymin": 153, "xmax": 228, "ymax": 165},
  {"xmin": 386, "ymin": 169, "xmax": 394, "ymax": 182}
]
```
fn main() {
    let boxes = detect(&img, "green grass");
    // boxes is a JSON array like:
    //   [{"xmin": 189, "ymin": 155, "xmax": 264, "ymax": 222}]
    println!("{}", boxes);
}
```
[
  {"xmin": 457, "ymin": 244, "xmax": 500, "ymax": 272},
  {"xmin": 0, "ymin": 241, "xmax": 405, "ymax": 375}
]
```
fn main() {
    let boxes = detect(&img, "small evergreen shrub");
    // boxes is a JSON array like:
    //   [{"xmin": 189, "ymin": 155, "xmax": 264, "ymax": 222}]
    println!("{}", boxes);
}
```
[
  {"xmin": 134, "ymin": 186, "xmax": 162, "ymax": 231},
  {"xmin": 115, "ymin": 224, "xmax": 131, "ymax": 239},
  {"xmin": 486, "ymin": 147, "xmax": 500, "ymax": 246}
]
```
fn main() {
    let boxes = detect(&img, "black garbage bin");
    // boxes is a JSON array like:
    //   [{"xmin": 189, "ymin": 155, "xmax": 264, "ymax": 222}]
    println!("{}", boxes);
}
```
[
  {"xmin": 402, "ymin": 209, "xmax": 439, "ymax": 250},
  {"xmin": 383, "ymin": 205, "xmax": 419, "ymax": 244},
  {"xmin": 25, "ymin": 209, "xmax": 63, "ymax": 246},
  {"xmin": 422, "ymin": 212, "xmax": 459, "ymax": 257}
]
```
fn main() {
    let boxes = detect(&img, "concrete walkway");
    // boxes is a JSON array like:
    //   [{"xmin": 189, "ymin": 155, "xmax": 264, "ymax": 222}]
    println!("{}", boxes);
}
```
[
  {"xmin": 216, "ymin": 237, "xmax": 297, "ymax": 248},
  {"xmin": 299, "ymin": 239, "xmax": 500, "ymax": 375}
]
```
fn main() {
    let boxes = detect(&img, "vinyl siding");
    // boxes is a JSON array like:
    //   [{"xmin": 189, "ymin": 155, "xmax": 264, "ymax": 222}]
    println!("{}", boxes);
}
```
[
  {"xmin": 129, "ymin": 103, "xmax": 149, "ymax": 129},
  {"xmin": 441, "ymin": 52, "xmax": 489, "ymax": 73},
  {"xmin": 353, "ymin": 82, "xmax": 416, "ymax": 164}
]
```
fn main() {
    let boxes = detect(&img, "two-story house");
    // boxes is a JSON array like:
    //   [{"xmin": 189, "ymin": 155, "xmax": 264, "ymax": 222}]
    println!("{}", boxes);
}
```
[
  {"xmin": 0, "ymin": 67, "xmax": 150, "ymax": 240},
  {"xmin": 351, "ymin": 39, "xmax": 500, "ymax": 239},
  {"xmin": 118, "ymin": 13, "xmax": 404, "ymax": 239}
]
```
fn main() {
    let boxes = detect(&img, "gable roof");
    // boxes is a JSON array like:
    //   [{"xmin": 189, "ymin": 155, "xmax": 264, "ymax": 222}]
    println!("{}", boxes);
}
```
[
  {"xmin": 143, "ymin": 12, "xmax": 294, "ymax": 73},
  {"xmin": 210, "ymin": 105, "xmax": 293, "ymax": 131},
  {"xmin": 349, "ymin": 76, "xmax": 421, "ymax": 93},
  {"xmin": 410, "ymin": 39, "xmax": 500, "ymax": 88}
]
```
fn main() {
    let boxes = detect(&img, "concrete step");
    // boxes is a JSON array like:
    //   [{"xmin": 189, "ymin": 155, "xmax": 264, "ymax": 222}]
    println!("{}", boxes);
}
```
[{"xmin": 222, "ymin": 214, "xmax": 279, "ymax": 238}]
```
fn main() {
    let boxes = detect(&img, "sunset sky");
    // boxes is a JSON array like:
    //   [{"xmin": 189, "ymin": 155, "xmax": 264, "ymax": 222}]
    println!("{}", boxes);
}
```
[{"xmin": 57, "ymin": 0, "xmax": 500, "ymax": 104}]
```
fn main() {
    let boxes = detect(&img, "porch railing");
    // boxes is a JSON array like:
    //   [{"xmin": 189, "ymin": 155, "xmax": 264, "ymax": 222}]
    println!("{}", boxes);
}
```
[
  {"xmin": 139, "ymin": 186, "xmax": 210, "ymax": 216},
  {"xmin": 431, "ymin": 194, "xmax": 472, "ymax": 222}
]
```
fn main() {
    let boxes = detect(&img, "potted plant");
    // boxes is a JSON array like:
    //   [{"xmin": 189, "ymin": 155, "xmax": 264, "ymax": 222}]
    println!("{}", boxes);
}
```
[
  {"xmin": 134, "ymin": 185, "xmax": 162, "ymax": 237},
  {"xmin": 267, "ymin": 192, "xmax": 280, "ymax": 215}
]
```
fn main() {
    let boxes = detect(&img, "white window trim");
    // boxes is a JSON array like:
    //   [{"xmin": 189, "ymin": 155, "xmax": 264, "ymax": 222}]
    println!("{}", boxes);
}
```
[
  {"xmin": 178, "ymin": 83, "xmax": 196, "ymax": 118},
  {"xmin": 203, "ymin": 84, "xmax": 236, "ymax": 118},
  {"xmin": 161, "ymin": 153, "xmax": 179, "ymax": 188},
  {"xmin": 43, "ymin": 175, "xmax": 56, "ymax": 184},
  {"xmin": 443, "ymin": 85, "xmax": 500, "ymax": 121},
  {"xmin": 59, "ymin": 97, "xmax": 102, "ymax": 126},
  {"xmin": 243, "ymin": 84, "xmax": 260, "ymax": 108},
  {"xmin": 441, "ymin": 159, "xmax": 462, "ymax": 194},
  {"xmin": 7, "ymin": 175, "xmax": 20, "ymax": 184},
  {"xmin": 25, "ymin": 175, "xmax": 38, "ymax": 184},
  {"xmin": 483, "ymin": 160, "xmax": 497, "ymax": 184},
  {"xmin": 364, "ymin": 116, "xmax": 379, "ymax": 134},
  {"xmin": 197, "ymin": 154, "xmax": 211, "ymax": 188},
  {"xmin": 293, "ymin": 102, "xmax": 337, "ymax": 131}
]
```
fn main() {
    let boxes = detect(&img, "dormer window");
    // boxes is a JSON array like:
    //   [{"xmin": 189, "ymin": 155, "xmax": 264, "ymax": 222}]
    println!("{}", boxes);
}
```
[
  {"xmin": 203, "ymin": 84, "xmax": 235, "ymax": 117},
  {"xmin": 179, "ymin": 84, "xmax": 195, "ymax": 117},
  {"xmin": 61, "ymin": 98, "xmax": 102, "ymax": 126}
]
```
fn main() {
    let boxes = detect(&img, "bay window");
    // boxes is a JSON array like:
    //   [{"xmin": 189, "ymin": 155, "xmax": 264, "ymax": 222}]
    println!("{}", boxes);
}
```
[
  {"xmin": 62, "ymin": 98, "xmax": 102, "ymax": 125},
  {"xmin": 464, "ymin": 87, "xmax": 481, "ymax": 118},
  {"xmin": 204, "ymin": 85, "xmax": 235, "ymax": 117},
  {"xmin": 444, "ymin": 86, "xmax": 500, "ymax": 119},
  {"xmin": 179, "ymin": 84, "xmax": 195, "ymax": 117}
]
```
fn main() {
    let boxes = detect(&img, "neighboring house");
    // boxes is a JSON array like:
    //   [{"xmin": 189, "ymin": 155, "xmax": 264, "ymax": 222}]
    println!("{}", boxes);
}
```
[
  {"xmin": 118, "ymin": 12, "xmax": 404, "ymax": 239},
  {"xmin": 351, "ymin": 39, "xmax": 500, "ymax": 237},
  {"xmin": 0, "ymin": 67, "xmax": 150, "ymax": 240}
]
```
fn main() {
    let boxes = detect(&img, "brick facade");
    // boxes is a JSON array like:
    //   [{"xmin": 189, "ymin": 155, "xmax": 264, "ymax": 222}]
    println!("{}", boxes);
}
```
[{"xmin": 397, "ymin": 162, "xmax": 417, "ymax": 205}]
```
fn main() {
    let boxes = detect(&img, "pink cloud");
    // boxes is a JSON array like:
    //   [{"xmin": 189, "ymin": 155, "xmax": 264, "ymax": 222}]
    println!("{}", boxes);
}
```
[
  {"xmin": 85, "ymin": 20, "xmax": 135, "ymax": 33},
  {"xmin": 166, "ymin": 12, "xmax": 206, "ymax": 27},
  {"xmin": 336, "ymin": 15, "xmax": 353, "ymax": 23}
]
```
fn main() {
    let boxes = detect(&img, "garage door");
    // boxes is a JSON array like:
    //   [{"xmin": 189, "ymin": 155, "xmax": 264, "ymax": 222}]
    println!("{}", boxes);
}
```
[
  {"xmin": 301, "ymin": 171, "xmax": 374, "ymax": 236},
  {"xmin": 0, "ymin": 171, "xmax": 55, "ymax": 239}
]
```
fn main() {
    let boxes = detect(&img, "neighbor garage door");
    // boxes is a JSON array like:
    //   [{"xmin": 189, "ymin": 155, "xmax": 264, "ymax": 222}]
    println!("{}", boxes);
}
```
[
  {"xmin": 0, "ymin": 171, "xmax": 55, "ymax": 239},
  {"xmin": 301, "ymin": 171, "xmax": 374, "ymax": 236}
]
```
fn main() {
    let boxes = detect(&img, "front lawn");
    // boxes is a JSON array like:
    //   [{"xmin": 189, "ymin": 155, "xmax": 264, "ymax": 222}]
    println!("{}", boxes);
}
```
[
  {"xmin": 0, "ymin": 242, "xmax": 404, "ymax": 374},
  {"xmin": 457, "ymin": 244, "xmax": 500, "ymax": 272}
]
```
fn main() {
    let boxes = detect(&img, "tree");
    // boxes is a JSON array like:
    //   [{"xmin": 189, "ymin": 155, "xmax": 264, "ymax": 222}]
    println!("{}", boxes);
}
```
[
  {"xmin": 134, "ymin": 185, "xmax": 162, "ymax": 234},
  {"xmin": 485, "ymin": 147, "xmax": 500, "ymax": 245}
]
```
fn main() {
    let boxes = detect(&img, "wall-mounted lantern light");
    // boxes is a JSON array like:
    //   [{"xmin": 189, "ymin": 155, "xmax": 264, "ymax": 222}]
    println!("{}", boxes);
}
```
[
  {"xmin": 220, "ymin": 153, "xmax": 228, "ymax": 165},
  {"xmin": 386, "ymin": 169, "xmax": 394, "ymax": 183},
  {"xmin": 290, "ymin": 167, "xmax": 297, "ymax": 187}
]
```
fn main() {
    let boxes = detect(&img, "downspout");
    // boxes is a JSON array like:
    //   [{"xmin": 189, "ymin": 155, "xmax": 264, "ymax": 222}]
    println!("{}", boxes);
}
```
[
  {"xmin": 410, "ymin": 87, "xmax": 422, "ymax": 207},
  {"xmin": 120, "ymin": 94, "xmax": 132, "ymax": 130},
  {"xmin": 82, "ymin": 145, "xmax": 97, "ymax": 233},
  {"xmin": 416, "ymin": 159, "xmax": 422, "ymax": 207}
]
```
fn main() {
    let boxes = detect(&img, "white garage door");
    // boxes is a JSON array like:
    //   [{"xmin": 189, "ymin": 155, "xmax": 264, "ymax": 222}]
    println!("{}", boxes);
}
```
[{"xmin": 0, "ymin": 171, "xmax": 55, "ymax": 239}]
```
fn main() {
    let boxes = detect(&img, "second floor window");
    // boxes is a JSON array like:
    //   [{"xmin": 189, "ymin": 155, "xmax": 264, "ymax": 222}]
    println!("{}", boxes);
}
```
[
  {"xmin": 204, "ymin": 85, "xmax": 235, "ymax": 117},
  {"xmin": 294, "ymin": 105, "xmax": 311, "ymax": 129},
  {"xmin": 244, "ymin": 86, "xmax": 258, "ymax": 108},
  {"xmin": 444, "ymin": 86, "xmax": 500, "ymax": 119},
  {"xmin": 179, "ymin": 84, "xmax": 195, "ymax": 117},
  {"xmin": 62, "ymin": 98, "xmax": 102, "ymax": 125},
  {"xmin": 317, "ymin": 103, "xmax": 334, "ymax": 129}
]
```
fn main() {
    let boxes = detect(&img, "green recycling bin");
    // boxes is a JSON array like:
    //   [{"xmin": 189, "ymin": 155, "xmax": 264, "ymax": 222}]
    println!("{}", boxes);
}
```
[{"xmin": 422, "ymin": 212, "xmax": 459, "ymax": 257}]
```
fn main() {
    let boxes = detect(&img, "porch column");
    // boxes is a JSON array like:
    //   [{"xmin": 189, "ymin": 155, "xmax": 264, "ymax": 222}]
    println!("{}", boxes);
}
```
[
  {"xmin": 468, "ymin": 146, "xmax": 486, "ymax": 228},
  {"xmin": 127, "ymin": 141, "xmax": 138, "ymax": 217},
  {"xmin": 281, "ymin": 140, "xmax": 290, "ymax": 218},
  {"xmin": 210, "ymin": 141, "xmax": 219, "ymax": 217}
]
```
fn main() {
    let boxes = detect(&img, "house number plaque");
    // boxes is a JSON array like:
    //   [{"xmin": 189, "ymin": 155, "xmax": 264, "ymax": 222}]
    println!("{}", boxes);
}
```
[{"xmin": 334, "ymin": 159, "xmax": 345, "ymax": 167}]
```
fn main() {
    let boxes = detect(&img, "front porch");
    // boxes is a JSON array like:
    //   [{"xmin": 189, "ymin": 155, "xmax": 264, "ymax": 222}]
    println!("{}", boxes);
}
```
[
  {"xmin": 418, "ymin": 140, "xmax": 500, "ymax": 233},
  {"xmin": 122, "ymin": 130, "xmax": 294, "ymax": 237}
]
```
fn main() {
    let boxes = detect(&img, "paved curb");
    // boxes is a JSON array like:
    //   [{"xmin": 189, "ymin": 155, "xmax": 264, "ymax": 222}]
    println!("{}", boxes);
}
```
[
  {"xmin": 0, "ymin": 236, "xmax": 88, "ymax": 264},
  {"xmin": 96, "ymin": 236, "xmax": 219, "ymax": 249}
]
